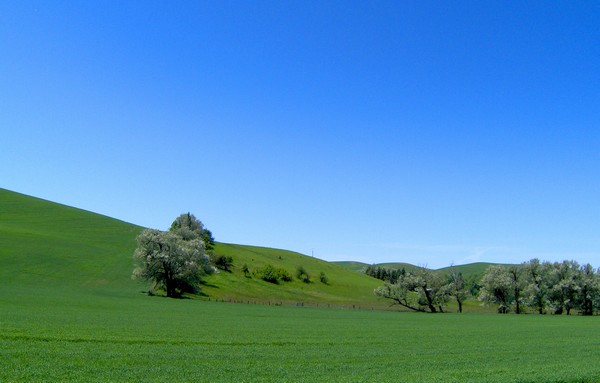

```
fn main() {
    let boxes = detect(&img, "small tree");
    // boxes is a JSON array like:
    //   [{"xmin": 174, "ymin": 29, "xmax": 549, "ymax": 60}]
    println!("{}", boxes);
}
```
[
  {"xmin": 446, "ymin": 266, "xmax": 468, "ymax": 313},
  {"xmin": 242, "ymin": 263, "xmax": 250, "ymax": 277}
]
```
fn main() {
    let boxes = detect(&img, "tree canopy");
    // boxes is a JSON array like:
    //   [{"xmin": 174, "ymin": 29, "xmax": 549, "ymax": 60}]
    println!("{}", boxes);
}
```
[
  {"xmin": 478, "ymin": 259, "xmax": 599, "ymax": 315},
  {"xmin": 133, "ymin": 213, "xmax": 215, "ymax": 297}
]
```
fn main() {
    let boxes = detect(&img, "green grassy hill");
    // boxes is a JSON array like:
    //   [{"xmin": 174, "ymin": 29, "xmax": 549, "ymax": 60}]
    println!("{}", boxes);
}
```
[
  {"xmin": 0, "ymin": 188, "xmax": 144, "ymax": 298},
  {"xmin": 436, "ymin": 262, "xmax": 509, "ymax": 277},
  {"xmin": 204, "ymin": 244, "xmax": 385, "ymax": 308},
  {"xmin": 335, "ymin": 260, "xmax": 510, "ymax": 280},
  {"xmin": 0, "ymin": 188, "xmax": 385, "ymax": 307},
  {"xmin": 330, "ymin": 261, "xmax": 370, "ymax": 272}
]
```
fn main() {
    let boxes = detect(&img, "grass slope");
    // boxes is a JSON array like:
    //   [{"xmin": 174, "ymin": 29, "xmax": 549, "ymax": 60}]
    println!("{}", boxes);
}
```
[
  {"xmin": 0, "ymin": 188, "xmax": 384, "ymax": 307},
  {"xmin": 0, "ymin": 188, "xmax": 144, "ymax": 297},
  {"xmin": 204, "ymin": 244, "xmax": 386, "ymax": 308}
]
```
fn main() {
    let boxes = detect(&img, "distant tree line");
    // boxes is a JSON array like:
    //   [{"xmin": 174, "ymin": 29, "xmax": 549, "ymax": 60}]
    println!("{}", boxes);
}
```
[
  {"xmin": 373, "ymin": 259, "xmax": 599, "ymax": 315},
  {"xmin": 365, "ymin": 265, "xmax": 406, "ymax": 284}
]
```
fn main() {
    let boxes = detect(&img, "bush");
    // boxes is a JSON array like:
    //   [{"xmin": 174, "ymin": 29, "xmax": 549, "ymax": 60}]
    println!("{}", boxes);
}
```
[
  {"xmin": 255, "ymin": 264, "xmax": 291, "ymax": 284},
  {"xmin": 319, "ymin": 272, "xmax": 329, "ymax": 284},
  {"xmin": 212, "ymin": 254, "xmax": 233, "ymax": 272},
  {"xmin": 278, "ymin": 268, "xmax": 293, "ymax": 282},
  {"xmin": 242, "ymin": 263, "xmax": 250, "ymax": 277},
  {"xmin": 296, "ymin": 266, "xmax": 311, "ymax": 283}
]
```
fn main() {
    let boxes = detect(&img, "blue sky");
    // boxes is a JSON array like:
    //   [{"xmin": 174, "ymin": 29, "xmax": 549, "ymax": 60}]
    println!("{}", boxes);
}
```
[{"xmin": 1, "ymin": 1, "xmax": 599, "ymax": 268}]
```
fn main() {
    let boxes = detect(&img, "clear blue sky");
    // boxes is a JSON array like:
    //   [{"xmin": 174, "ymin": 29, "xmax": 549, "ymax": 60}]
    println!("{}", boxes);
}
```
[{"xmin": 1, "ymin": 1, "xmax": 599, "ymax": 268}]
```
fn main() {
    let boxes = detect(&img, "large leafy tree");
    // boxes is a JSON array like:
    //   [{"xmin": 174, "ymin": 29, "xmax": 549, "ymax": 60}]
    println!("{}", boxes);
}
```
[
  {"xmin": 133, "ymin": 214, "xmax": 215, "ymax": 298},
  {"xmin": 375, "ymin": 267, "xmax": 449, "ymax": 313},
  {"xmin": 478, "ymin": 265, "xmax": 513, "ymax": 313},
  {"xmin": 523, "ymin": 259, "xmax": 550, "ymax": 314},
  {"xmin": 577, "ymin": 263, "xmax": 599, "ymax": 316},
  {"xmin": 546, "ymin": 260, "xmax": 580, "ymax": 315}
]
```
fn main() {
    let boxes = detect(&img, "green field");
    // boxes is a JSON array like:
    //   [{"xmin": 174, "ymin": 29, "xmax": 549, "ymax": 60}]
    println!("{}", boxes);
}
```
[
  {"xmin": 2, "ymin": 292, "xmax": 599, "ymax": 382},
  {"xmin": 1, "ymin": 188, "xmax": 599, "ymax": 382}
]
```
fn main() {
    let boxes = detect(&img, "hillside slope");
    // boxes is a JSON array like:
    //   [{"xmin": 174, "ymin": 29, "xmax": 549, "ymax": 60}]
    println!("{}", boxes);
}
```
[
  {"xmin": 0, "ymin": 188, "xmax": 386, "ymax": 307},
  {"xmin": 203, "ymin": 244, "xmax": 386, "ymax": 308},
  {"xmin": 0, "ymin": 188, "xmax": 144, "ymax": 297}
]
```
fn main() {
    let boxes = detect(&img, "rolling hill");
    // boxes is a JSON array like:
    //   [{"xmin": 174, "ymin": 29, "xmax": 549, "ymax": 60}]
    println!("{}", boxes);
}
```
[{"xmin": 0, "ymin": 188, "xmax": 386, "ymax": 307}]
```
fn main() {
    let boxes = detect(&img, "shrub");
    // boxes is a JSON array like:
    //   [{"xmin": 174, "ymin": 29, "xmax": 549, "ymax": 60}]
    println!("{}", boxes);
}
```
[
  {"xmin": 255, "ymin": 264, "xmax": 292, "ymax": 284},
  {"xmin": 296, "ymin": 266, "xmax": 310, "ymax": 283},
  {"xmin": 278, "ymin": 268, "xmax": 293, "ymax": 282},
  {"xmin": 319, "ymin": 272, "xmax": 329, "ymax": 284},
  {"xmin": 212, "ymin": 254, "xmax": 234, "ymax": 272}
]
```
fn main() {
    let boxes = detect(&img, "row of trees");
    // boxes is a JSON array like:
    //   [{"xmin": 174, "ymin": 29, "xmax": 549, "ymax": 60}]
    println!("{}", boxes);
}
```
[
  {"xmin": 479, "ymin": 260, "xmax": 599, "ymax": 315},
  {"xmin": 374, "ymin": 266, "xmax": 467, "ymax": 313},
  {"xmin": 374, "ymin": 259, "xmax": 599, "ymax": 315}
]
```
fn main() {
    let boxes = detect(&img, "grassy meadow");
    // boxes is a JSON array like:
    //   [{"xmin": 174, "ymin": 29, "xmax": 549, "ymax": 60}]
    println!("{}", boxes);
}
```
[
  {"xmin": 1, "ymin": 188, "xmax": 599, "ymax": 382},
  {"xmin": 2, "ymin": 292, "xmax": 599, "ymax": 382}
]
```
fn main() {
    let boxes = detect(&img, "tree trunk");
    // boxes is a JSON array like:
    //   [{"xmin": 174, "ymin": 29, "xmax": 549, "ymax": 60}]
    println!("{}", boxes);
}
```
[
  {"xmin": 457, "ymin": 299, "xmax": 463, "ymax": 313},
  {"xmin": 422, "ymin": 286, "xmax": 437, "ymax": 313}
]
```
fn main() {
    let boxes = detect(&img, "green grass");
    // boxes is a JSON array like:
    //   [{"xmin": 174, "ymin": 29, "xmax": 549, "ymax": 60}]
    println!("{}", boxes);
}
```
[
  {"xmin": 0, "ymin": 188, "xmax": 385, "ymax": 306},
  {"xmin": 204, "ymin": 244, "xmax": 387, "ymax": 308},
  {"xmin": 1, "ymin": 292, "xmax": 598, "ymax": 382},
  {"xmin": 1, "ymin": 188, "xmax": 599, "ymax": 382}
]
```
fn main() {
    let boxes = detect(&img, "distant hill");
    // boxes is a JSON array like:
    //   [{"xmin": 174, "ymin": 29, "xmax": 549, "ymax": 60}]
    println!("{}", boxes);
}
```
[
  {"xmin": 331, "ymin": 261, "xmax": 370, "ymax": 272},
  {"xmin": 0, "ymin": 188, "xmax": 386, "ymax": 308},
  {"xmin": 436, "ymin": 262, "xmax": 510, "ymax": 277},
  {"xmin": 334, "ymin": 260, "xmax": 513, "ymax": 280}
]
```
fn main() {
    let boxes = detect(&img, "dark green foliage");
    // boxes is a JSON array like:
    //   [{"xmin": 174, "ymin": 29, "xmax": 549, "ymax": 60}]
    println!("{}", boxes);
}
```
[
  {"xmin": 170, "ymin": 212, "xmax": 215, "ymax": 251},
  {"xmin": 279, "ymin": 268, "xmax": 293, "ymax": 282},
  {"xmin": 365, "ymin": 265, "xmax": 405, "ymax": 284},
  {"xmin": 213, "ymin": 254, "xmax": 234, "ymax": 272},
  {"xmin": 319, "ymin": 272, "xmax": 329, "ymax": 284},
  {"xmin": 296, "ymin": 265, "xmax": 310, "ymax": 283},
  {"xmin": 242, "ymin": 263, "xmax": 250, "ymax": 277},
  {"xmin": 255, "ymin": 264, "xmax": 292, "ymax": 284}
]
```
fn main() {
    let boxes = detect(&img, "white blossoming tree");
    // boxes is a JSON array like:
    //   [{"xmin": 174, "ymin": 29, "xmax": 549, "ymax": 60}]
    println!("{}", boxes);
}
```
[{"xmin": 133, "ymin": 214, "xmax": 215, "ymax": 298}]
